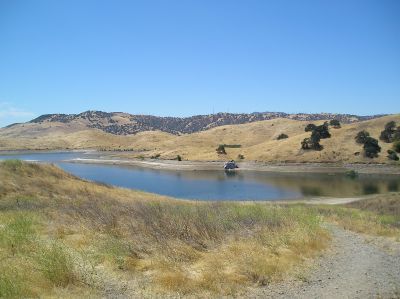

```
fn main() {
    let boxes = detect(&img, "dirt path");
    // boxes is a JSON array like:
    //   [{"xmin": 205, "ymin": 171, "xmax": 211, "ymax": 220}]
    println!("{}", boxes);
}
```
[{"xmin": 251, "ymin": 224, "xmax": 400, "ymax": 299}]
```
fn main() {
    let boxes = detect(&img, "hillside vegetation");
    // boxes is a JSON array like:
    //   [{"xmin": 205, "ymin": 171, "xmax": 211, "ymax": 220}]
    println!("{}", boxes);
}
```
[
  {"xmin": 1, "ymin": 114, "xmax": 400, "ymax": 164},
  {"xmin": 26, "ymin": 110, "xmax": 382, "ymax": 135},
  {"xmin": 0, "ymin": 161, "xmax": 399, "ymax": 297},
  {"xmin": 0, "ymin": 161, "xmax": 329, "ymax": 297}
]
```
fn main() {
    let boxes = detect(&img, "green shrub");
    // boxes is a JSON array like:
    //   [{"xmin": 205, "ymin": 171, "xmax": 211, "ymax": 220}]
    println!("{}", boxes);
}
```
[
  {"xmin": 301, "ymin": 138, "xmax": 310, "ymax": 150},
  {"xmin": 220, "ymin": 144, "xmax": 241, "ymax": 148},
  {"xmin": 380, "ymin": 130, "xmax": 393, "ymax": 143},
  {"xmin": 2, "ymin": 159, "xmax": 23, "ymax": 170},
  {"xmin": 301, "ymin": 123, "xmax": 330, "ymax": 151},
  {"xmin": 363, "ymin": 137, "xmax": 381, "ymax": 158},
  {"xmin": 216, "ymin": 145, "xmax": 226, "ymax": 154},
  {"xmin": 0, "ymin": 213, "xmax": 35, "ymax": 251},
  {"xmin": 176, "ymin": 155, "xmax": 182, "ymax": 161},
  {"xmin": 380, "ymin": 121, "xmax": 398, "ymax": 143},
  {"xmin": 314, "ymin": 122, "xmax": 331, "ymax": 139},
  {"xmin": 305, "ymin": 124, "xmax": 316, "ymax": 132},
  {"xmin": 387, "ymin": 150, "xmax": 399, "ymax": 161},
  {"xmin": 277, "ymin": 133, "xmax": 288, "ymax": 140},
  {"xmin": 355, "ymin": 130, "xmax": 370, "ymax": 144},
  {"xmin": 0, "ymin": 270, "xmax": 24, "ymax": 298},
  {"xmin": 385, "ymin": 121, "xmax": 396, "ymax": 131},
  {"xmin": 237, "ymin": 154, "xmax": 244, "ymax": 160},
  {"xmin": 329, "ymin": 119, "xmax": 341, "ymax": 128},
  {"xmin": 393, "ymin": 141, "xmax": 400, "ymax": 153},
  {"xmin": 37, "ymin": 243, "xmax": 75, "ymax": 287},
  {"xmin": 301, "ymin": 138, "xmax": 322, "ymax": 151}
]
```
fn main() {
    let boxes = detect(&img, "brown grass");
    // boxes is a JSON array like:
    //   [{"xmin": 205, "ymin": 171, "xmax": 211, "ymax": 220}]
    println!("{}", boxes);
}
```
[
  {"xmin": 0, "ymin": 161, "xmax": 329, "ymax": 297},
  {"xmin": 346, "ymin": 193, "xmax": 400, "ymax": 218},
  {"xmin": 1, "ymin": 114, "xmax": 400, "ymax": 164},
  {"xmin": 314, "ymin": 193, "xmax": 400, "ymax": 239}
]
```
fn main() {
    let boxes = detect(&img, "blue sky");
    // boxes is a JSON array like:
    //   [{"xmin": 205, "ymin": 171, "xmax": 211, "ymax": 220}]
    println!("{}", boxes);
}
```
[{"xmin": 0, "ymin": 0, "xmax": 399, "ymax": 127}]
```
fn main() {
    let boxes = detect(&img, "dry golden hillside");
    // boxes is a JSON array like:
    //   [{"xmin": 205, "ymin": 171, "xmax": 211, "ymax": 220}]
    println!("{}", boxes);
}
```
[{"xmin": 1, "ymin": 115, "xmax": 399, "ymax": 163}]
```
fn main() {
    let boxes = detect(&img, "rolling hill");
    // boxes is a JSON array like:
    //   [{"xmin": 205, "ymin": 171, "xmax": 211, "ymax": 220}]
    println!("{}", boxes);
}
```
[
  {"xmin": 0, "ymin": 111, "xmax": 399, "ymax": 164},
  {"xmin": 10, "ymin": 110, "xmax": 385, "ymax": 135}
]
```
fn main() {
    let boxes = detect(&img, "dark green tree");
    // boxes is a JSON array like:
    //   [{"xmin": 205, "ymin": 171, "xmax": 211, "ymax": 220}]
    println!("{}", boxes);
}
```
[
  {"xmin": 385, "ymin": 121, "xmax": 396, "ymax": 131},
  {"xmin": 305, "ymin": 124, "xmax": 316, "ymax": 132},
  {"xmin": 394, "ymin": 127, "xmax": 400, "ymax": 141},
  {"xmin": 363, "ymin": 137, "xmax": 381, "ymax": 158},
  {"xmin": 393, "ymin": 141, "xmax": 400, "ymax": 153},
  {"xmin": 380, "ymin": 121, "xmax": 397, "ymax": 143},
  {"xmin": 216, "ymin": 144, "xmax": 226, "ymax": 154},
  {"xmin": 355, "ymin": 130, "xmax": 370, "ymax": 144},
  {"xmin": 301, "ymin": 138, "xmax": 311, "ymax": 150},
  {"xmin": 310, "ymin": 131, "xmax": 323, "ymax": 150},
  {"xmin": 301, "ymin": 123, "xmax": 328, "ymax": 151},
  {"xmin": 387, "ymin": 150, "xmax": 399, "ymax": 161},
  {"xmin": 301, "ymin": 131, "xmax": 323, "ymax": 151},
  {"xmin": 314, "ymin": 123, "xmax": 331, "ymax": 139},
  {"xmin": 329, "ymin": 119, "xmax": 341, "ymax": 128},
  {"xmin": 311, "ymin": 130, "xmax": 321, "ymax": 143}
]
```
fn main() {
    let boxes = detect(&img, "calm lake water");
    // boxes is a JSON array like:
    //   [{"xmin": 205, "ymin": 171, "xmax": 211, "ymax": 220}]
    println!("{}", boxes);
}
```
[{"xmin": 0, "ymin": 151, "xmax": 399, "ymax": 201}]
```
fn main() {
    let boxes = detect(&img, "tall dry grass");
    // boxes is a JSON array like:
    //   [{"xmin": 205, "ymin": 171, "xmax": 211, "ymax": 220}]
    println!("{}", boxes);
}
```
[
  {"xmin": 313, "ymin": 192, "xmax": 400, "ymax": 239},
  {"xmin": 0, "ymin": 161, "xmax": 329, "ymax": 296}
]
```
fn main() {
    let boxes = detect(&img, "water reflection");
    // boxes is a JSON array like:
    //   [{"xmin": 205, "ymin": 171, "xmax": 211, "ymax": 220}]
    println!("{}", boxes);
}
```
[
  {"xmin": 224, "ymin": 170, "xmax": 238, "ymax": 177},
  {"xmin": 300, "ymin": 186, "xmax": 322, "ymax": 196},
  {"xmin": 0, "ymin": 152, "xmax": 399, "ymax": 200},
  {"xmin": 362, "ymin": 184, "xmax": 379, "ymax": 195},
  {"xmin": 388, "ymin": 181, "xmax": 399, "ymax": 192}
]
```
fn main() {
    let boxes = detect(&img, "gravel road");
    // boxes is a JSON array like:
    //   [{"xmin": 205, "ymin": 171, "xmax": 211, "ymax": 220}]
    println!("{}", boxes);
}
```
[{"xmin": 251, "ymin": 224, "xmax": 400, "ymax": 299}]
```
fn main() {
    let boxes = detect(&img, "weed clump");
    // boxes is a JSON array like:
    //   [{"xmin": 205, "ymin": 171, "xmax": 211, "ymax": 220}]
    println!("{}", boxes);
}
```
[
  {"xmin": 0, "ymin": 213, "xmax": 35, "ymax": 253},
  {"xmin": 277, "ymin": 133, "xmax": 288, "ymax": 140},
  {"xmin": 0, "ymin": 269, "xmax": 25, "ymax": 298},
  {"xmin": 37, "ymin": 243, "xmax": 76, "ymax": 287},
  {"xmin": 2, "ymin": 159, "xmax": 23, "ymax": 171}
]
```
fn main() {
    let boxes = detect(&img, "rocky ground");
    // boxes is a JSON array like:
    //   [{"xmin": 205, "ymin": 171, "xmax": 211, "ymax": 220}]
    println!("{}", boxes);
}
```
[{"xmin": 250, "ymin": 224, "xmax": 400, "ymax": 299}]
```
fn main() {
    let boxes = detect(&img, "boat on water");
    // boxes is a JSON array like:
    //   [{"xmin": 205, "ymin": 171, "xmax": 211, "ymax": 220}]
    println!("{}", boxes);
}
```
[{"xmin": 224, "ymin": 160, "xmax": 239, "ymax": 170}]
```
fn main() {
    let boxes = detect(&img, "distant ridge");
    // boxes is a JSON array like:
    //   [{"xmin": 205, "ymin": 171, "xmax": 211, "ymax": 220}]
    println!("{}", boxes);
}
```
[{"xmin": 28, "ymin": 110, "xmax": 387, "ymax": 135}]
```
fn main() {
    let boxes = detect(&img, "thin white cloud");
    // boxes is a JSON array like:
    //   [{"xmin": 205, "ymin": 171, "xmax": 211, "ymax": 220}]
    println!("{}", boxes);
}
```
[
  {"xmin": 0, "ymin": 102, "xmax": 36, "ymax": 126},
  {"xmin": 0, "ymin": 102, "xmax": 35, "ymax": 117}
]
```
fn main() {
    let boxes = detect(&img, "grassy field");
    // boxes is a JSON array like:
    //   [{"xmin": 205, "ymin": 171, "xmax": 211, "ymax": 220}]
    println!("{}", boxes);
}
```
[
  {"xmin": 0, "ymin": 161, "xmax": 399, "ymax": 297},
  {"xmin": 1, "ymin": 114, "xmax": 400, "ymax": 164},
  {"xmin": 315, "ymin": 193, "xmax": 400, "ymax": 240},
  {"xmin": 0, "ymin": 161, "xmax": 329, "ymax": 297}
]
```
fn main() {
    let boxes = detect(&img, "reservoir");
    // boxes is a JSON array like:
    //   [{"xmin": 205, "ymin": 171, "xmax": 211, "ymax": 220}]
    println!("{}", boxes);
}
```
[{"xmin": 0, "ymin": 151, "xmax": 398, "ymax": 201}]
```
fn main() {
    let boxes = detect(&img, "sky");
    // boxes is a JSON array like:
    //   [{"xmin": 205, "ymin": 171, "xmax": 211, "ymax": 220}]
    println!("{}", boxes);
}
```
[{"xmin": 0, "ymin": 0, "xmax": 399, "ymax": 127}]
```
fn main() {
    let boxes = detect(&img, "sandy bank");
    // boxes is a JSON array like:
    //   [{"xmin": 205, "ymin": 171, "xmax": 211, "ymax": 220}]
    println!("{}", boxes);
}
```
[{"xmin": 66, "ymin": 157, "xmax": 400, "ymax": 174}]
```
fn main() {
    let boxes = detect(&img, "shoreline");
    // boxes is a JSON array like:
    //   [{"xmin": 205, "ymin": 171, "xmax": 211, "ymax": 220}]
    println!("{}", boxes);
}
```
[
  {"xmin": 1, "ymin": 153, "xmax": 397, "ymax": 205},
  {"xmin": 66, "ymin": 156, "xmax": 400, "ymax": 174},
  {"xmin": 0, "ymin": 149, "xmax": 399, "ymax": 174}
]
